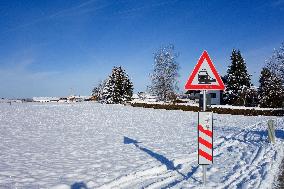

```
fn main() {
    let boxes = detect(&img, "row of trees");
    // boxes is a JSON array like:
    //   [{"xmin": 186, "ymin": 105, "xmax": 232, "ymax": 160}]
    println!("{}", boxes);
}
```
[
  {"xmin": 92, "ymin": 43, "xmax": 284, "ymax": 108},
  {"xmin": 223, "ymin": 44, "xmax": 284, "ymax": 108},
  {"xmin": 92, "ymin": 45, "xmax": 180, "ymax": 104}
]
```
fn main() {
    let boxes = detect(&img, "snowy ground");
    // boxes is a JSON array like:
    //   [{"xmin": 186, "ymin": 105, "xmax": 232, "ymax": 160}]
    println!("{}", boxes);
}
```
[{"xmin": 0, "ymin": 102, "xmax": 283, "ymax": 189}]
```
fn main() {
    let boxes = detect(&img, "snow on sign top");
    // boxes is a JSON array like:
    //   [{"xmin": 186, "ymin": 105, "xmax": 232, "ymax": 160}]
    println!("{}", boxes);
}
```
[{"xmin": 185, "ymin": 50, "xmax": 225, "ymax": 90}]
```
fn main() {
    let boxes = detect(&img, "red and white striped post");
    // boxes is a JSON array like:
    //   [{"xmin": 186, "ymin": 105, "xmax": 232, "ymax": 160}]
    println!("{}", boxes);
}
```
[
  {"xmin": 198, "ymin": 91, "xmax": 213, "ymax": 185},
  {"xmin": 183, "ymin": 51, "xmax": 223, "ymax": 185}
]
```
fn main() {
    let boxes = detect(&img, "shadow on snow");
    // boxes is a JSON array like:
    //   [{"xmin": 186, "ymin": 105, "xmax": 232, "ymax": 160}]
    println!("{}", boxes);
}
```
[
  {"xmin": 123, "ymin": 136, "xmax": 200, "ymax": 187},
  {"xmin": 71, "ymin": 182, "xmax": 88, "ymax": 189},
  {"xmin": 275, "ymin": 129, "xmax": 284, "ymax": 139},
  {"xmin": 250, "ymin": 129, "xmax": 284, "ymax": 141}
]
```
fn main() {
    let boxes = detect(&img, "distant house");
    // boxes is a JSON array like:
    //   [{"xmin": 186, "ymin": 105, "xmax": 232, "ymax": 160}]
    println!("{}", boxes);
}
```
[
  {"xmin": 131, "ymin": 92, "xmax": 158, "ymax": 103},
  {"xmin": 185, "ymin": 90, "xmax": 222, "ymax": 105},
  {"xmin": 50, "ymin": 98, "xmax": 59, "ymax": 102},
  {"xmin": 67, "ymin": 95, "xmax": 91, "ymax": 102},
  {"xmin": 22, "ymin": 98, "xmax": 34, "ymax": 102},
  {"xmin": 68, "ymin": 95, "xmax": 78, "ymax": 102},
  {"xmin": 132, "ymin": 94, "xmax": 140, "ymax": 101},
  {"xmin": 33, "ymin": 97, "xmax": 59, "ymax": 103},
  {"xmin": 58, "ymin": 97, "xmax": 68, "ymax": 103},
  {"xmin": 144, "ymin": 94, "xmax": 158, "ymax": 102},
  {"xmin": 33, "ymin": 97, "xmax": 50, "ymax": 102},
  {"xmin": 32, "ymin": 96, "xmax": 91, "ymax": 103}
]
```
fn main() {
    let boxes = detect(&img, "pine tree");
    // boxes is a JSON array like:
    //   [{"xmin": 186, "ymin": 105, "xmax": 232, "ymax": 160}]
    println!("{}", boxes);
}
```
[
  {"xmin": 102, "ymin": 66, "xmax": 133, "ymax": 104},
  {"xmin": 258, "ymin": 67, "xmax": 283, "ymax": 108},
  {"xmin": 267, "ymin": 43, "xmax": 284, "ymax": 84},
  {"xmin": 149, "ymin": 44, "xmax": 179, "ymax": 102},
  {"xmin": 224, "ymin": 49, "xmax": 251, "ymax": 105}
]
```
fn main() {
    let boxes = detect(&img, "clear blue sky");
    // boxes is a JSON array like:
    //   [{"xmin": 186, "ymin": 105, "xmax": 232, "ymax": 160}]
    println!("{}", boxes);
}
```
[{"xmin": 0, "ymin": 0, "xmax": 283, "ymax": 98}]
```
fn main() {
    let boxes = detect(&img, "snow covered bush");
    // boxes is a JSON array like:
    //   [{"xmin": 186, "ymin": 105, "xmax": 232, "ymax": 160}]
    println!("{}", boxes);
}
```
[
  {"xmin": 102, "ymin": 66, "xmax": 133, "ymax": 104},
  {"xmin": 234, "ymin": 86, "xmax": 258, "ymax": 107},
  {"xmin": 223, "ymin": 49, "xmax": 252, "ymax": 106},
  {"xmin": 148, "ymin": 44, "xmax": 179, "ymax": 102},
  {"xmin": 258, "ymin": 67, "xmax": 284, "ymax": 108}
]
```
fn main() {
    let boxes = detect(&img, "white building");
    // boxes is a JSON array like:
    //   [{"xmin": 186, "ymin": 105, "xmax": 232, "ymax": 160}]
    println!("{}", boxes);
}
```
[
  {"xmin": 145, "ymin": 94, "xmax": 158, "ymax": 102},
  {"xmin": 186, "ymin": 90, "xmax": 222, "ymax": 105},
  {"xmin": 132, "ymin": 94, "xmax": 140, "ymax": 101},
  {"xmin": 131, "ymin": 93, "xmax": 158, "ymax": 103},
  {"xmin": 67, "ymin": 95, "xmax": 91, "ymax": 102},
  {"xmin": 207, "ymin": 90, "xmax": 221, "ymax": 105},
  {"xmin": 33, "ymin": 97, "xmax": 59, "ymax": 103}
]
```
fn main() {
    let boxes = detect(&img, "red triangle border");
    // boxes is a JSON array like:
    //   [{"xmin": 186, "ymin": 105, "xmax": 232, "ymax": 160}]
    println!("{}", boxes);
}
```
[{"xmin": 185, "ymin": 51, "xmax": 225, "ymax": 90}]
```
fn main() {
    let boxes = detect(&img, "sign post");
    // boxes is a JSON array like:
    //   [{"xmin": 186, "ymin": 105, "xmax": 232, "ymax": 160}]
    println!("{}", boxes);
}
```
[
  {"xmin": 198, "ymin": 111, "xmax": 213, "ymax": 185},
  {"xmin": 185, "ymin": 50, "xmax": 224, "ymax": 185},
  {"xmin": 203, "ymin": 90, "xmax": 206, "ymax": 112},
  {"xmin": 202, "ymin": 90, "xmax": 206, "ymax": 184}
]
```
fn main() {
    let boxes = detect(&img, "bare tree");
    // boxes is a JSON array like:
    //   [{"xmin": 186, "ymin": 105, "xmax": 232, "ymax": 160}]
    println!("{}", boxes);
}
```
[
  {"xmin": 92, "ymin": 79, "xmax": 107, "ymax": 101},
  {"xmin": 149, "ymin": 44, "xmax": 179, "ymax": 102}
]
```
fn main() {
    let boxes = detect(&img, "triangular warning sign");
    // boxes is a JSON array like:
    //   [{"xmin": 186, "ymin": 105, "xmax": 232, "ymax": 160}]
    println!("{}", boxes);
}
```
[{"xmin": 185, "ymin": 50, "xmax": 225, "ymax": 90}]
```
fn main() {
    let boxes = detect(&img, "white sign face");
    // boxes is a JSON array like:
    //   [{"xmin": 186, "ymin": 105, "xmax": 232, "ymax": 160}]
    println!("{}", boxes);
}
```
[
  {"xmin": 192, "ymin": 59, "xmax": 218, "ymax": 85},
  {"xmin": 198, "ymin": 112, "xmax": 213, "ymax": 165}
]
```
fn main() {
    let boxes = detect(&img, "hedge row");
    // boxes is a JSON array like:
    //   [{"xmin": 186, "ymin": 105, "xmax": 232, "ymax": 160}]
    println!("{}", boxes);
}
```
[{"xmin": 130, "ymin": 103, "xmax": 284, "ymax": 116}]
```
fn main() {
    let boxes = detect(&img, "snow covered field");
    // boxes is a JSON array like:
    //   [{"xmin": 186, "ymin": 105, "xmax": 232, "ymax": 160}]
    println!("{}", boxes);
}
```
[{"xmin": 0, "ymin": 102, "xmax": 283, "ymax": 189}]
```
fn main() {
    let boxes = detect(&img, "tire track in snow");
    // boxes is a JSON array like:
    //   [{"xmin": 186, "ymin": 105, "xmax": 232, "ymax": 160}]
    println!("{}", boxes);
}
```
[
  {"xmin": 98, "ymin": 118, "xmax": 281, "ymax": 188},
  {"xmin": 98, "ymin": 147, "xmax": 227, "ymax": 188},
  {"xmin": 217, "ymin": 146, "xmax": 265, "ymax": 188},
  {"xmin": 97, "ymin": 153, "xmax": 198, "ymax": 189},
  {"xmin": 217, "ymin": 121, "xmax": 279, "ymax": 189}
]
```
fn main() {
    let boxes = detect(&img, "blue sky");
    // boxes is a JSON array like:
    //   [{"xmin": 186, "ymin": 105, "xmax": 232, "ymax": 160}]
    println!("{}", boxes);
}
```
[{"xmin": 0, "ymin": 0, "xmax": 284, "ymax": 98}]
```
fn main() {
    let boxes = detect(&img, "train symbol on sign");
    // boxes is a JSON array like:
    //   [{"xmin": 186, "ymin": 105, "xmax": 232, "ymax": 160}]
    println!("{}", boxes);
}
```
[
  {"xmin": 184, "ymin": 51, "xmax": 225, "ymax": 90},
  {"xmin": 198, "ymin": 69, "xmax": 216, "ymax": 84}
]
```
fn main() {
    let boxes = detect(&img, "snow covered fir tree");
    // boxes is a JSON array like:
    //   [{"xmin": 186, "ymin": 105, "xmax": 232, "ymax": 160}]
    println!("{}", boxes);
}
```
[
  {"xmin": 223, "ymin": 49, "xmax": 252, "ymax": 106},
  {"xmin": 101, "ymin": 66, "xmax": 133, "ymax": 104},
  {"xmin": 258, "ymin": 67, "xmax": 284, "ymax": 108},
  {"xmin": 267, "ymin": 43, "xmax": 284, "ymax": 84},
  {"xmin": 148, "ymin": 44, "xmax": 179, "ymax": 102}
]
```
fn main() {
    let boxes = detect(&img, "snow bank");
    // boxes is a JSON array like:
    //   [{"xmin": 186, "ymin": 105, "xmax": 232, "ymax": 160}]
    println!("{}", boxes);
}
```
[{"xmin": 0, "ymin": 102, "xmax": 283, "ymax": 188}]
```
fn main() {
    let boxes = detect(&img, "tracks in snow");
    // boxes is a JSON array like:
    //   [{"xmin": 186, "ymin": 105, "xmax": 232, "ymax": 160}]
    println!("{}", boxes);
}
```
[
  {"xmin": 99, "ymin": 120, "xmax": 280, "ymax": 188},
  {"xmin": 98, "ymin": 153, "xmax": 198, "ymax": 189}
]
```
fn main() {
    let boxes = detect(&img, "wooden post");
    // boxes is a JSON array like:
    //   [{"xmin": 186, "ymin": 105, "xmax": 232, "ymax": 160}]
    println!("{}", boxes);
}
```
[{"xmin": 268, "ymin": 120, "xmax": 275, "ymax": 143}]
